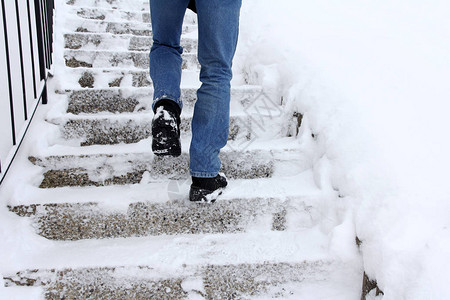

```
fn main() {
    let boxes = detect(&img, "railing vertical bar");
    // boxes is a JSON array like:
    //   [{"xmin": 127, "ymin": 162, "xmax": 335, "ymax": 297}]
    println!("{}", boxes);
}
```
[
  {"xmin": 41, "ymin": 84, "xmax": 48, "ymax": 105},
  {"xmin": 45, "ymin": 0, "xmax": 53, "ymax": 68},
  {"xmin": 40, "ymin": 0, "xmax": 49, "ymax": 70},
  {"xmin": 14, "ymin": 0, "xmax": 28, "ymax": 121},
  {"xmin": 45, "ymin": 0, "xmax": 51, "ymax": 68},
  {"xmin": 48, "ymin": 0, "xmax": 54, "ymax": 64},
  {"xmin": 1, "ymin": 0, "xmax": 17, "ymax": 146},
  {"xmin": 26, "ymin": 0, "xmax": 37, "ymax": 100},
  {"xmin": 34, "ymin": 0, "xmax": 45, "ymax": 81},
  {"xmin": 39, "ymin": 0, "xmax": 49, "ymax": 105}
]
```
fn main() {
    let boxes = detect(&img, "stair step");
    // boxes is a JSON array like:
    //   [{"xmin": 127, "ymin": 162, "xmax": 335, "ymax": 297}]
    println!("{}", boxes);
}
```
[
  {"xmin": 71, "ymin": 7, "xmax": 198, "ymax": 25},
  {"xmin": 29, "ymin": 150, "xmax": 280, "ymax": 188},
  {"xmin": 56, "ymin": 114, "xmax": 253, "ymax": 146},
  {"xmin": 73, "ymin": 7, "xmax": 150, "ymax": 23},
  {"xmin": 64, "ymin": 49, "xmax": 199, "ymax": 69},
  {"xmin": 65, "ymin": 68, "xmax": 201, "ymax": 88},
  {"xmin": 4, "ymin": 260, "xmax": 343, "ymax": 299},
  {"xmin": 64, "ymin": 86, "xmax": 263, "ymax": 114},
  {"xmin": 64, "ymin": 33, "xmax": 197, "ymax": 52},
  {"xmin": 59, "ymin": 116, "xmax": 151, "ymax": 146},
  {"xmin": 9, "ymin": 197, "xmax": 308, "ymax": 240},
  {"xmin": 66, "ymin": 19, "xmax": 196, "ymax": 36},
  {"xmin": 66, "ymin": 0, "xmax": 149, "ymax": 12}
]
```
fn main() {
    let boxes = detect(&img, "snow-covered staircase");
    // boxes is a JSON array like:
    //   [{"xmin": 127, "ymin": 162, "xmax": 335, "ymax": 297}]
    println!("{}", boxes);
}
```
[{"xmin": 1, "ymin": 0, "xmax": 363, "ymax": 298}]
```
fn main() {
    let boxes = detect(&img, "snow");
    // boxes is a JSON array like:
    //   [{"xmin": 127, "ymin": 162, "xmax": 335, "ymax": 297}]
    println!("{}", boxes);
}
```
[
  {"xmin": 0, "ymin": 284, "xmax": 43, "ymax": 300},
  {"xmin": 1, "ymin": 0, "xmax": 449, "ymax": 298},
  {"xmin": 235, "ymin": 0, "xmax": 450, "ymax": 299}
]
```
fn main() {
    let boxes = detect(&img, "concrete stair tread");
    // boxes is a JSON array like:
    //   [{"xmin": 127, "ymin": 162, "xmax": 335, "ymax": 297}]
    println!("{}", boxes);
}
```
[
  {"xmin": 71, "ymin": 7, "xmax": 151, "ymax": 23},
  {"xmin": 66, "ymin": 18, "xmax": 196, "ymax": 36},
  {"xmin": 2, "ymin": 225, "xmax": 361, "ymax": 298},
  {"xmin": 27, "ymin": 148, "xmax": 308, "ymax": 188},
  {"xmin": 66, "ymin": 0, "xmax": 150, "ymax": 11},
  {"xmin": 6, "ymin": 169, "xmax": 319, "ymax": 207},
  {"xmin": 29, "ymin": 148, "xmax": 296, "ymax": 168},
  {"xmin": 3, "ymin": 258, "xmax": 359, "ymax": 299},
  {"xmin": 70, "ymin": 6, "xmax": 197, "ymax": 25},
  {"xmin": 8, "ymin": 197, "xmax": 315, "ymax": 240},
  {"xmin": 60, "ymin": 67, "xmax": 200, "ymax": 89},
  {"xmin": 64, "ymin": 32, "xmax": 197, "ymax": 52},
  {"xmin": 52, "ymin": 112, "xmax": 268, "ymax": 146},
  {"xmin": 62, "ymin": 68, "xmax": 202, "ymax": 88},
  {"xmin": 50, "ymin": 111, "xmax": 256, "ymax": 120},
  {"xmin": 28, "ymin": 150, "xmax": 285, "ymax": 188},
  {"xmin": 63, "ymin": 67, "xmax": 252, "ymax": 88},
  {"xmin": 27, "ymin": 137, "xmax": 310, "ymax": 183},
  {"xmin": 64, "ymin": 49, "xmax": 199, "ymax": 69},
  {"xmin": 1, "ymin": 229, "xmax": 338, "ymax": 267},
  {"xmin": 62, "ymin": 86, "xmax": 264, "ymax": 114}
]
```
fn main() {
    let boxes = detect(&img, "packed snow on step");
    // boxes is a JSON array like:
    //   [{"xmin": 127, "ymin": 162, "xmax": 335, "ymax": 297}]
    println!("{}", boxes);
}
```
[{"xmin": 234, "ymin": 0, "xmax": 450, "ymax": 299}]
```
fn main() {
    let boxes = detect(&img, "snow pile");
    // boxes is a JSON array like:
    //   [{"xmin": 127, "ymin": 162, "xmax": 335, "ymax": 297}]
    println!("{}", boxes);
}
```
[{"xmin": 235, "ymin": 0, "xmax": 450, "ymax": 299}]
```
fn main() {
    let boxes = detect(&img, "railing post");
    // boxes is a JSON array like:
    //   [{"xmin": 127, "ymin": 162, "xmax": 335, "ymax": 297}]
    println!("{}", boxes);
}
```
[
  {"xmin": 44, "ymin": 0, "xmax": 53, "ymax": 68},
  {"xmin": 26, "ymin": 0, "xmax": 38, "ymax": 100},
  {"xmin": 14, "ymin": 0, "xmax": 28, "ymax": 120},
  {"xmin": 34, "ymin": 0, "xmax": 47, "ymax": 105},
  {"xmin": 47, "ymin": 0, "xmax": 54, "ymax": 66},
  {"xmin": 41, "ymin": 0, "xmax": 50, "ymax": 71},
  {"xmin": 41, "ymin": 83, "xmax": 48, "ymax": 105}
]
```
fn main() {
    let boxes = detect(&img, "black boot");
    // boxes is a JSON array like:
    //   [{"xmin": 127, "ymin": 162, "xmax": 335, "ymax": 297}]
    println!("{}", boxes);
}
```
[
  {"xmin": 152, "ymin": 99, "xmax": 181, "ymax": 157},
  {"xmin": 189, "ymin": 174, "xmax": 228, "ymax": 203}
]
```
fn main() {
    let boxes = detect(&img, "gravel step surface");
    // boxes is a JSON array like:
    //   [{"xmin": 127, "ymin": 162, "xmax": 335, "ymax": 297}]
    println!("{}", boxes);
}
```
[
  {"xmin": 73, "ymin": 7, "xmax": 150, "ymax": 23},
  {"xmin": 64, "ymin": 86, "xmax": 264, "ymax": 114},
  {"xmin": 4, "ymin": 261, "xmax": 337, "ymax": 299},
  {"xmin": 8, "ymin": 197, "xmax": 300, "ymax": 240},
  {"xmin": 67, "ymin": 68, "xmax": 201, "ymax": 88},
  {"xmin": 66, "ymin": 0, "xmax": 150, "ymax": 11},
  {"xmin": 66, "ymin": 19, "xmax": 196, "ymax": 36},
  {"xmin": 29, "ymin": 150, "xmax": 278, "ymax": 188},
  {"xmin": 64, "ymin": 49, "xmax": 199, "ymax": 69},
  {"xmin": 58, "ymin": 114, "xmax": 253, "ymax": 146},
  {"xmin": 71, "ymin": 7, "xmax": 197, "ymax": 25},
  {"xmin": 64, "ymin": 33, "xmax": 197, "ymax": 52}
]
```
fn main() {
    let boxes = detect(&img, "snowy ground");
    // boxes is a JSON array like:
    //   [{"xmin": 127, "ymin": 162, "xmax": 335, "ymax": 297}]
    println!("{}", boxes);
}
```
[
  {"xmin": 234, "ymin": 0, "xmax": 450, "ymax": 299},
  {"xmin": 1, "ymin": 0, "xmax": 450, "ymax": 299}
]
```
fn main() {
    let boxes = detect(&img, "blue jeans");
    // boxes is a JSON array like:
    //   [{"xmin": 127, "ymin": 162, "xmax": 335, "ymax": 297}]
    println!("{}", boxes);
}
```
[{"xmin": 150, "ymin": 0, "xmax": 242, "ymax": 178}]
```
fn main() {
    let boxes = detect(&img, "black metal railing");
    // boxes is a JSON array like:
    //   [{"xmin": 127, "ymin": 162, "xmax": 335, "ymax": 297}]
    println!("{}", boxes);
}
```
[{"xmin": 0, "ymin": 0, "xmax": 54, "ymax": 184}]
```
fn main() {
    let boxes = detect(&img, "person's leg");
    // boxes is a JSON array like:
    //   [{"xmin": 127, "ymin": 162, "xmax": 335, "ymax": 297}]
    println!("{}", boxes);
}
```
[
  {"xmin": 150, "ymin": 0, "xmax": 189, "ymax": 156},
  {"xmin": 149, "ymin": 0, "xmax": 190, "ymax": 111},
  {"xmin": 189, "ymin": 0, "xmax": 242, "ymax": 178}
]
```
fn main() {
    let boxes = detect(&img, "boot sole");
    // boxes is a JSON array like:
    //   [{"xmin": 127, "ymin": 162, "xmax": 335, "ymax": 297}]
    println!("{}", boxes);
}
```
[{"xmin": 189, "ymin": 187, "xmax": 226, "ymax": 203}]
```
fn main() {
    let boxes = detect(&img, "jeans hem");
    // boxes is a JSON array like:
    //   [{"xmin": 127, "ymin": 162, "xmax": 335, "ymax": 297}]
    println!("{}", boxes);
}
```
[
  {"xmin": 190, "ymin": 170, "xmax": 218, "ymax": 178},
  {"xmin": 152, "ymin": 95, "xmax": 183, "ymax": 111}
]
